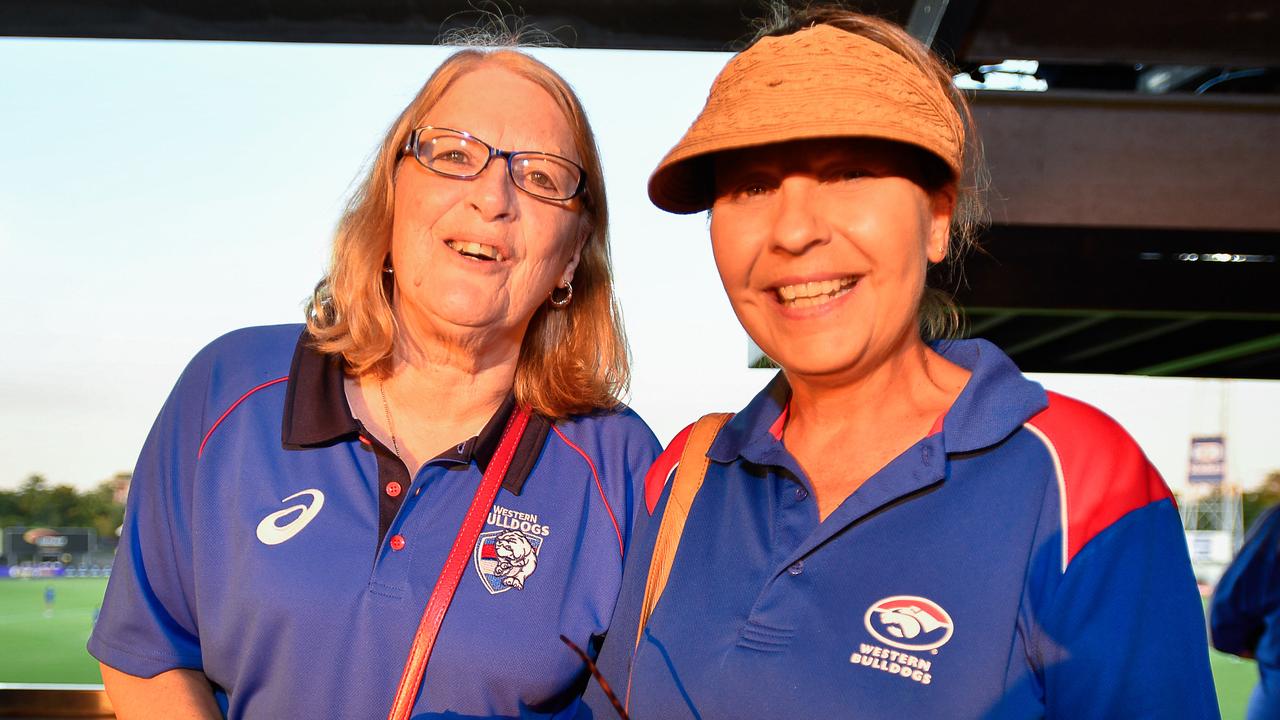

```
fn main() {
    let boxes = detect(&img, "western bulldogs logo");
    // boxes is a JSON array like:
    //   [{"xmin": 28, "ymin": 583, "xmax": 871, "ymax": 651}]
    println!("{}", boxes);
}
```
[
  {"xmin": 864, "ymin": 596, "xmax": 954, "ymax": 651},
  {"xmin": 474, "ymin": 529, "xmax": 541, "ymax": 594}
]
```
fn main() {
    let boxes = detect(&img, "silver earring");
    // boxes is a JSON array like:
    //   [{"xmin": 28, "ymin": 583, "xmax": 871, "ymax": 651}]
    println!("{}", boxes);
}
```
[{"xmin": 550, "ymin": 281, "xmax": 573, "ymax": 308}]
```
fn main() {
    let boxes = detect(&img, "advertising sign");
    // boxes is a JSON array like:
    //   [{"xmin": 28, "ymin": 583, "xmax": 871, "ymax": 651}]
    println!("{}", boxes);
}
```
[
  {"xmin": 1188, "ymin": 436, "xmax": 1226, "ymax": 484},
  {"xmin": 1186, "ymin": 530, "xmax": 1234, "ymax": 565}
]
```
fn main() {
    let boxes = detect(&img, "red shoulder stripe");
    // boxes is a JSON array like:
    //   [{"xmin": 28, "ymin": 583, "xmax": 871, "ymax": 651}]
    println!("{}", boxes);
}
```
[
  {"xmin": 197, "ymin": 376, "xmax": 289, "ymax": 459},
  {"xmin": 645, "ymin": 423, "xmax": 695, "ymax": 515},
  {"xmin": 551, "ymin": 426, "xmax": 624, "ymax": 559},
  {"xmin": 1025, "ymin": 391, "xmax": 1172, "ymax": 570}
]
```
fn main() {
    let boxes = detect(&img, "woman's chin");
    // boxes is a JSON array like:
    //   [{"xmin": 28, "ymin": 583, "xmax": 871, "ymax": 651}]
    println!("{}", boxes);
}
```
[
  {"xmin": 762, "ymin": 340, "xmax": 881, "ymax": 382},
  {"xmin": 400, "ymin": 296, "xmax": 509, "ymax": 338}
]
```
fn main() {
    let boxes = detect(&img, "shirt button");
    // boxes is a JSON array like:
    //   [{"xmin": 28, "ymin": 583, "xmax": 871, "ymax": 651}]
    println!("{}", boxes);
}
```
[
  {"xmin": 788, "ymin": 561, "xmax": 804, "ymax": 576},
  {"xmin": 389, "ymin": 534, "xmax": 406, "ymax": 551},
  {"xmin": 386, "ymin": 481, "xmax": 402, "ymax": 498},
  {"xmin": 795, "ymin": 487, "xmax": 809, "ymax": 501}
]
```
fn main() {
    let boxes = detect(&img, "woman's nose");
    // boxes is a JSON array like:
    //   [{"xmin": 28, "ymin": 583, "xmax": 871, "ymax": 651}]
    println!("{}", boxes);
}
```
[
  {"xmin": 769, "ymin": 178, "xmax": 829, "ymax": 255},
  {"xmin": 466, "ymin": 157, "xmax": 518, "ymax": 221}
]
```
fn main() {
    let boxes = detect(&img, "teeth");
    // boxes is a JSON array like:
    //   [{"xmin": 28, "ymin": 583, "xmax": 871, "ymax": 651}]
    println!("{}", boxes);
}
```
[
  {"xmin": 775, "ymin": 277, "xmax": 855, "ymax": 306},
  {"xmin": 446, "ymin": 240, "xmax": 501, "ymax": 261}
]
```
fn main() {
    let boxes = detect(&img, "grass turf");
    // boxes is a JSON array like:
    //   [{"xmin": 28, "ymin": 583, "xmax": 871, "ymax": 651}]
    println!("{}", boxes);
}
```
[
  {"xmin": 1212, "ymin": 648, "xmax": 1259, "ymax": 720},
  {"xmin": 0, "ymin": 577, "xmax": 108, "ymax": 684},
  {"xmin": 0, "ymin": 576, "xmax": 1264, "ymax": 717}
]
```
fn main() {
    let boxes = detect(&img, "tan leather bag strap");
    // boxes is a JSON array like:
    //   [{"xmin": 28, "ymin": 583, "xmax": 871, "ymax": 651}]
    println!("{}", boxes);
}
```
[{"xmin": 633, "ymin": 412, "xmax": 733, "ymax": 651}]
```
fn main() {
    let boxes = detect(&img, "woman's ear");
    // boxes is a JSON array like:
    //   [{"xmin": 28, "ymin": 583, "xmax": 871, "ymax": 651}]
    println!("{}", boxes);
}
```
[
  {"xmin": 927, "ymin": 184, "xmax": 957, "ymax": 264},
  {"xmin": 561, "ymin": 221, "xmax": 590, "ymax": 285}
]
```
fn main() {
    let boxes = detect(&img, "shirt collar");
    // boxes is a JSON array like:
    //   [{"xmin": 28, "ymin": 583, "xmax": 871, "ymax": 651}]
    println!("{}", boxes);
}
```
[
  {"xmin": 708, "ymin": 338, "xmax": 1047, "ymax": 463},
  {"xmin": 708, "ymin": 371, "xmax": 790, "ymax": 465},
  {"xmin": 279, "ymin": 330, "xmax": 549, "ymax": 495},
  {"xmin": 931, "ymin": 338, "xmax": 1048, "ymax": 454}
]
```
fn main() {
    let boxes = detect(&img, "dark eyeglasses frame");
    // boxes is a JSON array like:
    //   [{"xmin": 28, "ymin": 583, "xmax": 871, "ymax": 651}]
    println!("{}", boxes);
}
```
[{"xmin": 401, "ymin": 126, "xmax": 588, "ymax": 202}]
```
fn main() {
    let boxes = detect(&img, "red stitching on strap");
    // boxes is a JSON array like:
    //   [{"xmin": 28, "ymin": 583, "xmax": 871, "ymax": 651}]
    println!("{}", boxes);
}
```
[{"xmin": 386, "ymin": 405, "xmax": 532, "ymax": 720}]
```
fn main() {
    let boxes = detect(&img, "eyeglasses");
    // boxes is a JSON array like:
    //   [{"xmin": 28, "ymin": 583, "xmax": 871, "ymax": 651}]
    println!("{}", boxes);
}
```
[
  {"xmin": 560, "ymin": 634, "xmax": 630, "ymax": 720},
  {"xmin": 401, "ymin": 126, "xmax": 587, "ymax": 202}
]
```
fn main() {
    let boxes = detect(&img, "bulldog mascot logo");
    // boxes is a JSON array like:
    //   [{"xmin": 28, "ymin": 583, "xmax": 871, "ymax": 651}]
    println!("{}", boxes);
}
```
[
  {"xmin": 864, "ymin": 596, "xmax": 955, "ymax": 651},
  {"xmin": 474, "ymin": 529, "xmax": 542, "ymax": 594}
]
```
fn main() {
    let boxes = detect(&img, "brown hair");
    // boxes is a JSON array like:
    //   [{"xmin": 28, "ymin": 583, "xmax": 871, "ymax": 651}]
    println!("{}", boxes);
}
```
[
  {"xmin": 750, "ymin": 4, "xmax": 988, "ymax": 340},
  {"xmin": 305, "ymin": 49, "xmax": 629, "ymax": 419}
]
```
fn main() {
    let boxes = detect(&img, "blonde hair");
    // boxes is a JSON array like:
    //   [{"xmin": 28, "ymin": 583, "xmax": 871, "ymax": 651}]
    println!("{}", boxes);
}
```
[
  {"xmin": 306, "ymin": 49, "xmax": 628, "ymax": 419},
  {"xmin": 751, "ymin": 4, "xmax": 989, "ymax": 341}
]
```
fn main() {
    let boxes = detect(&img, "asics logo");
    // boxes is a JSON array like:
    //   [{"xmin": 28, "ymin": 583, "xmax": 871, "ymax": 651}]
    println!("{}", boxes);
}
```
[{"xmin": 256, "ymin": 489, "xmax": 325, "ymax": 546}]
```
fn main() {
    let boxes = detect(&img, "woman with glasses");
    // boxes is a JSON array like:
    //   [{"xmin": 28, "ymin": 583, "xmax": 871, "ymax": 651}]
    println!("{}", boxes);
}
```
[
  {"xmin": 89, "ymin": 46, "xmax": 659, "ymax": 719},
  {"xmin": 586, "ymin": 6, "xmax": 1217, "ymax": 719}
]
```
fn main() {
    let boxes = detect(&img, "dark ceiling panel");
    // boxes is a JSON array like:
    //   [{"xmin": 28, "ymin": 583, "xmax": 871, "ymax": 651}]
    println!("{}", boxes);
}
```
[
  {"xmin": 965, "ymin": 0, "xmax": 1279, "ymax": 66},
  {"xmin": 973, "ymin": 91, "xmax": 1280, "ymax": 232},
  {"xmin": 4, "ymin": 0, "xmax": 1278, "ymax": 82},
  {"xmin": 950, "ymin": 225, "xmax": 1280, "ymax": 315},
  {"xmin": 0, "ymin": 0, "xmax": 861, "ymax": 49},
  {"xmin": 10, "ymin": 0, "xmax": 1277, "ymax": 69}
]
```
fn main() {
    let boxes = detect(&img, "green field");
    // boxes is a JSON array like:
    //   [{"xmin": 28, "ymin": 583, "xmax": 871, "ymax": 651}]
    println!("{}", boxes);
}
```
[
  {"xmin": 1212, "ymin": 647, "xmax": 1259, "ymax": 720},
  {"xmin": 0, "ymin": 577, "xmax": 1264, "ymax": 716},
  {"xmin": 0, "ymin": 577, "xmax": 107, "ymax": 684}
]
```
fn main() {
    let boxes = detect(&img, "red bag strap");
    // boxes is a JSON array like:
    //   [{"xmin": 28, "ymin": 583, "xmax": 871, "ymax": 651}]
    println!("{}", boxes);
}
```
[{"xmin": 387, "ymin": 404, "xmax": 533, "ymax": 720}]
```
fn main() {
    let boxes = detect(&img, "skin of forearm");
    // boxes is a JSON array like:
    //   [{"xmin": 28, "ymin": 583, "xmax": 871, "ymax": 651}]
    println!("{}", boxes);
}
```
[{"xmin": 100, "ymin": 664, "xmax": 222, "ymax": 720}]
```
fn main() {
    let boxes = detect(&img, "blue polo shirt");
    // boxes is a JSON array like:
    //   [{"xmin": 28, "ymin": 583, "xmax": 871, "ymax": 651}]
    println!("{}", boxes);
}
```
[
  {"xmin": 586, "ymin": 339, "xmax": 1218, "ymax": 719},
  {"xmin": 89, "ymin": 324, "xmax": 660, "ymax": 719},
  {"xmin": 1212, "ymin": 505, "xmax": 1280, "ymax": 720}
]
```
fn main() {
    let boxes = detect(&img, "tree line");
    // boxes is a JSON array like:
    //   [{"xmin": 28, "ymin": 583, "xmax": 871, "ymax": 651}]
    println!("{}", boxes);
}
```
[
  {"xmin": 0, "ymin": 474, "xmax": 127, "ymax": 546},
  {"xmin": 1242, "ymin": 471, "xmax": 1280, "ymax": 529},
  {"xmin": 3, "ymin": 469, "xmax": 1277, "ymax": 548}
]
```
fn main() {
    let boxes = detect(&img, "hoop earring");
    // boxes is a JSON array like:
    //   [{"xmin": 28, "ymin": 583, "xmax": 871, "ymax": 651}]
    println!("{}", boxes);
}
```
[
  {"xmin": 381, "ymin": 256, "xmax": 395, "ymax": 301},
  {"xmin": 549, "ymin": 281, "xmax": 573, "ymax": 308}
]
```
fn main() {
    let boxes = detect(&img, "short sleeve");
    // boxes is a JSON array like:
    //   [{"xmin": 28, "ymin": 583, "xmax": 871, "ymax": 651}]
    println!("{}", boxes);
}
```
[
  {"xmin": 1211, "ymin": 506, "xmax": 1280, "ymax": 657},
  {"xmin": 1023, "ymin": 392, "xmax": 1220, "ymax": 718},
  {"xmin": 617, "ymin": 411, "xmax": 663, "ymax": 556},
  {"xmin": 1033, "ymin": 499, "xmax": 1220, "ymax": 719},
  {"xmin": 580, "ymin": 459, "xmax": 675, "ymax": 719},
  {"xmin": 88, "ymin": 355, "xmax": 210, "ymax": 677}
]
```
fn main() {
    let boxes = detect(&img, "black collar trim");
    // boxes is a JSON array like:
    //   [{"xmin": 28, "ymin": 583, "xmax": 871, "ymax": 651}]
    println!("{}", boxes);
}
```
[
  {"xmin": 281, "ymin": 330, "xmax": 356, "ymax": 448},
  {"xmin": 472, "ymin": 393, "xmax": 552, "ymax": 496},
  {"xmin": 279, "ymin": 329, "xmax": 548, "ymax": 495}
]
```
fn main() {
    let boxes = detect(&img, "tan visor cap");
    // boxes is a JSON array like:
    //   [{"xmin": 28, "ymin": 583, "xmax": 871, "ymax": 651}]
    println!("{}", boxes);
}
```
[{"xmin": 648, "ymin": 24, "xmax": 965, "ymax": 214}]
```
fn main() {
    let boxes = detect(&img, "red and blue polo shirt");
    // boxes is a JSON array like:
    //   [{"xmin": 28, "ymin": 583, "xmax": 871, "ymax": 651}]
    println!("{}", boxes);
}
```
[
  {"xmin": 586, "ymin": 339, "xmax": 1218, "ymax": 719},
  {"xmin": 89, "ymin": 323, "xmax": 660, "ymax": 719}
]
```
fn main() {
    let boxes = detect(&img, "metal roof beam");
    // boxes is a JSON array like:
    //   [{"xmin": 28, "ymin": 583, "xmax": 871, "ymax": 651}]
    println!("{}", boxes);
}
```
[
  {"xmin": 906, "ymin": 0, "xmax": 951, "ymax": 46},
  {"xmin": 1001, "ymin": 314, "xmax": 1113, "ymax": 356},
  {"xmin": 1059, "ymin": 316, "xmax": 1208, "ymax": 364},
  {"xmin": 1133, "ymin": 333, "xmax": 1280, "ymax": 376}
]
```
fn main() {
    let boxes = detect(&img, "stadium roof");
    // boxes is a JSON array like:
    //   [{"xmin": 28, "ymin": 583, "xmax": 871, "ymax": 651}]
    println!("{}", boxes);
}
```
[{"xmin": 5, "ymin": 0, "xmax": 1278, "ymax": 378}]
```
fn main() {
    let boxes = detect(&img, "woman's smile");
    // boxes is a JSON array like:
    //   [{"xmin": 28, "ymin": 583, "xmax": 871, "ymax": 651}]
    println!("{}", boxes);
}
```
[
  {"xmin": 770, "ymin": 275, "xmax": 860, "ymax": 311},
  {"xmin": 444, "ymin": 238, "xmax": 504, "ymax": 262}
]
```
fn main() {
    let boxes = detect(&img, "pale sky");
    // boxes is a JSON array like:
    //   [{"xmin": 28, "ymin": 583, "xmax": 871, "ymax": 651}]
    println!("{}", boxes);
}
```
[{"xmin": 2, "ymin": 38, "xmax": 1277, "ymax": 494}]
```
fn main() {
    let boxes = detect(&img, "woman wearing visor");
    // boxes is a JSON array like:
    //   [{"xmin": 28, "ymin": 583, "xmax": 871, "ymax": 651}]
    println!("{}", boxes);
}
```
[
  {"xmin": 90, "ymin": 47, "xmax": 659, "ymax": 719},
  {"xmin": 587, "ymin": 7, "xmax": 1217, "ymax": 719}
]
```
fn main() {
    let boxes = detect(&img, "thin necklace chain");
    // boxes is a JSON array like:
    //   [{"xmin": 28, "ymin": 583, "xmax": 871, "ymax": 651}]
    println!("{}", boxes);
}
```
[{"xmin": 378, "ymin": 378, "xmax": 402, "ymax": 460}]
